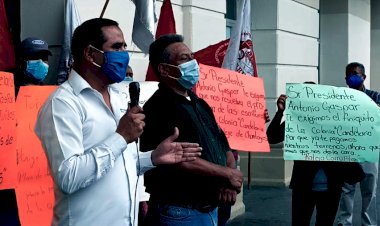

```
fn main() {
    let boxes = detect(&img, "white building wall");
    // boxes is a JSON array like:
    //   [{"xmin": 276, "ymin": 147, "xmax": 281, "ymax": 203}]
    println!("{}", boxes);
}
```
[
  {"xmin": 252, "ymin": 0, "xmax": 319, "ymax": 136},
  {"xmin": 320, "ymin": 0, "xmax": 371, "ymax": 88},
  {"xmin": 348, "ymin": 0, "xmax": 371, "ymax": 88}
]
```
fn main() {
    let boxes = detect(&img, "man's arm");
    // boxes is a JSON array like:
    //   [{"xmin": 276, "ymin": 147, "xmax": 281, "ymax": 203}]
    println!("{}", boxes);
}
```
[
  {"xmin": 267, "ymin": 94, "xmax": 287, "ymax": 144},
  {"xmin": 217, "ymin": 151, "xmax": 238, "ymax": 204},
  {"xmin": 35, "ymin": 97, "xmax": 129, "ymax": 194},
  {"xmin": 178, "ymin": 154, "xmax": 243, "ymax": 192}
]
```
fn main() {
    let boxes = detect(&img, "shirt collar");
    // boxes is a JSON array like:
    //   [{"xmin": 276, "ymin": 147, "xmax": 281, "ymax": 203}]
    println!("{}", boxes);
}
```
[
  {"xmin": 67, "ymin": 70, "xmax": 120, "ymax": 95},
  {"xmin": 68, "ymin": 70, "xmax": 92, "ymax": 96}
]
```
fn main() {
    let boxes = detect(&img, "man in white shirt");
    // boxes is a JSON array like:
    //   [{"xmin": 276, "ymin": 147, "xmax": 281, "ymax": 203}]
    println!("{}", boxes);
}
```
[{"xmin": 35, "ymin": 18, "xmax": 201, "ymax": 226}]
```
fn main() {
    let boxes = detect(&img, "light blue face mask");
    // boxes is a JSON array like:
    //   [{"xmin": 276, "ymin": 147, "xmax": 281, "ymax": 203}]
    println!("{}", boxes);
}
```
[
  {"xmin": 177, "ymin": 59, "xmax": 200, "ymax": 90},
  {"xmin": 26, "ymin": 59, "xmax": 49, "ymax": 81},
  {"xmin": 124, "ymin": 76, "xmax": 133, "ymax": 82}
]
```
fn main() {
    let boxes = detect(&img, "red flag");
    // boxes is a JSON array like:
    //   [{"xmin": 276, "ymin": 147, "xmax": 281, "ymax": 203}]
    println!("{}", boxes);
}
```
[
  {"xmin": 194, "ymin": 39, "xmax": 230, "ymax": 68},
  {"xmin": 0, "ymin": 0, "xmax": 16, "ymax": 71},
  {"xmin": 145, "ymin": 0, "xmax": 176, "ymax": 81},
  {"xmin": 194, "ymin": 38, "xmax": 258, "ymax": 77}
]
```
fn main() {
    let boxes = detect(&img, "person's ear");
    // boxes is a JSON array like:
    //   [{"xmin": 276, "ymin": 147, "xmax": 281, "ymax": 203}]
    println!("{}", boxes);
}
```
[
  {"xmin": 362, "ymin": 74, "xmax": 367, "ymax": 81},
  {"xmin": 158, "ymin": 63, "xmax": 170, "ymax": 77},
  {"xmin": 84, "ymin": 45, "xmax": 103, "ymax": 66},
  {"xmin": 83, "ymin": 45, "xmax": 94, "ymax": 63}
]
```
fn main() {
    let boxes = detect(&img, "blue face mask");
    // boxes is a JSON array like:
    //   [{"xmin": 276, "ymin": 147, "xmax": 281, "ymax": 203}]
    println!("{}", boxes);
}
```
[
  {"xmin": 102, "ymin": 51, "xmax": 130, "ymax": 83},
  {"xmin": 346, "ymin": 74, "xmax": 364, "ymax": 89},
  {"xmin": 91, "ymin": 46, "xmax": 130, "ymax": 83},
  {"xmin": 25, "ymin": 59, "xmax": 49, "ymax": 81},
  {"xmin": 177, "ymin": 59, "xmax": 200, "ymax": 90}
]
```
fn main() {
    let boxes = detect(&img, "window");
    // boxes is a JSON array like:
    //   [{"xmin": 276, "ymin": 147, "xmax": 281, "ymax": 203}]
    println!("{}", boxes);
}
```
[{"xmin": 225, "ymin": 0, "xmax": 237, "ymax": 38}]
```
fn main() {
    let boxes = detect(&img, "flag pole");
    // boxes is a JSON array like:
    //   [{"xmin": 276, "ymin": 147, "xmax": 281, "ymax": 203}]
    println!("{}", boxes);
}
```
[
  {"xmin": 248, "ymin": 152, "xmax": 251, "ymax": 189},
  {"xmin": 100, "ymin": 0, "xmax": 110, "ymax": 18}
]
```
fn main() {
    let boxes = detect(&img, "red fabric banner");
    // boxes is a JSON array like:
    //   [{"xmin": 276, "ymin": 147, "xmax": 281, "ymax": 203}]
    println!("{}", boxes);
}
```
[
  {"xmin": 0, "ymin": 0, "xmax": 16, "ymax": 71},
  {"xmin": 145, "ymin": 0, "xmax": 176, "ymax": 81}
]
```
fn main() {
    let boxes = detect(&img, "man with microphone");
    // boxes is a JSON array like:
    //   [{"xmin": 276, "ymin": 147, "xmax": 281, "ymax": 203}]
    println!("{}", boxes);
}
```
[{"xmin": 35, "ymin": 18, "xmax": 201, "ymax": 226}]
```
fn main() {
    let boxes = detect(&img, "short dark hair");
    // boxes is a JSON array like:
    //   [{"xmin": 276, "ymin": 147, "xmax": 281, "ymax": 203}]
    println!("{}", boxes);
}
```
[
  {"xmin": 346, "ymin": 62, "xmax": 365, "ymax": 75},
  {"xmin": 149, "ymin": 34, "xmax": 184, "ymax": 77},
  {"xmin": 71, "ymin": 18, "xmax": 119, "ymax": 64},
  {"xmin": 304, "ymin": 81, "xmax": 316, "ymax": 84}
]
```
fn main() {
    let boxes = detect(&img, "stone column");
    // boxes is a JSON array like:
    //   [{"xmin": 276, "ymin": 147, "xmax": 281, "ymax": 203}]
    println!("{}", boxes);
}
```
[
  {"xmin": 320, "ymin": 0, "xmax": 371, "ymax": 87},
  {"xmin": 239, "ymin": 0, "xmax": 320, "ymax": 187}
]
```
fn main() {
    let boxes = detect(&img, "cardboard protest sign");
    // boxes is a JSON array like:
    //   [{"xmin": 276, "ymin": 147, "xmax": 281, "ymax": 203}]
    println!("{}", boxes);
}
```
[
  {"xmin": 284, "ymin": 83, "xmax": 380, "ymax": 162},
  {"xmin": 112, "ymin": 81, "xmax": 159, "ymax": 108},
  {"xmin": 195, "ymin": 64, "xmax": 269, "ymax": 152},
  {"xmin": 0, "ymin": 72, "xmax": 17, "ymax": 189},
  {"xmin": 16, "ymin": 183, "xmax": 54, "ymax": 226},
  {"xmin": 15, "ymin": 86, "xmax": 57, "ymax": 226}
]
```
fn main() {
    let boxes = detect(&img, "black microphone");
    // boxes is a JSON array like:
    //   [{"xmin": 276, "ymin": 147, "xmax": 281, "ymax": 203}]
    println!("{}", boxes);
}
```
[{"xmin": 129, "ymin": 82, "xmax": 140, "ymax": 107}]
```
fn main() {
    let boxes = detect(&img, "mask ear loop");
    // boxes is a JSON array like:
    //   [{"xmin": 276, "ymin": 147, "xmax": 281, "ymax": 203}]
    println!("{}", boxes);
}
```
[
  {"xmin": 159, "ymin": 63, "xmax": 181, "ymax": 80},
  {"xmin": 89, "ymin": 45, "xmax": 104, "ymax": 68}
]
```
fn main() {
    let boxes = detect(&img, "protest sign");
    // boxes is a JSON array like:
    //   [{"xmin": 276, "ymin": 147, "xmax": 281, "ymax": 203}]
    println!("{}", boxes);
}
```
[
  {"xmin": 284, "ymin": 83, "xmax": 380, "ymax": 162},
  {"xmin": 15, "ymin": 86, "xmax": 57, "ymax": 226},
  {"xmin": 195, "ymin": 64, "xmax": 269, "ymax": 152},
  {"xmin": 0, "ymin": 72, "xmax": 17, "ymax": 189},
  {"xmin": 112, "ymin": 81, "xmax": 159, "ymax": 108}
]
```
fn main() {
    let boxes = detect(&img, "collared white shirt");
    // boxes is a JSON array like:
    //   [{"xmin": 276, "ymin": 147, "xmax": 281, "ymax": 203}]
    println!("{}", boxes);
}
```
[{"xmin": 35, "ymin": 70, "xmax": 154, "ymax": 226}]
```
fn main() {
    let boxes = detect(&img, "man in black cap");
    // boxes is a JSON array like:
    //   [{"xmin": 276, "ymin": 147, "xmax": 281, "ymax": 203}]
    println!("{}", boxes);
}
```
[
  {"xmin": 14, "ymin": 37, "xmax": 52, "ymax": 95},
  {"xmin": 0, "ymin": 37, "xmax": 51, "ymax": 226}
]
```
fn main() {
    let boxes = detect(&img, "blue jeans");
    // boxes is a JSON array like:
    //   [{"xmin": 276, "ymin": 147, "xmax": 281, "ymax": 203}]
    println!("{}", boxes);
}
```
[{"xmin": 147, "ymin": 203, "xmax": 218, "ymax": 226}]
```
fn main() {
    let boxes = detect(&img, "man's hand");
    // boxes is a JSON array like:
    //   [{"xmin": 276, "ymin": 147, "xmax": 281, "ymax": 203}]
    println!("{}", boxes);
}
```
[
  {"xmin": 227, "ymin": 168, "xmax": 243, "ymax": 193},
  {"xmin": 152, "ymin": 127, "xmax": 202, "ymax": 165},
  {"xmin": 116, "ymin": 106, "xmax": 145, "ymax": 143},
  {"xmin": 218, "ymin": 187, "xmax": 237, "ymax": 205},
  {"xmin": 277, "ymin": 94, "xmax": 287, "ymax": 112}
]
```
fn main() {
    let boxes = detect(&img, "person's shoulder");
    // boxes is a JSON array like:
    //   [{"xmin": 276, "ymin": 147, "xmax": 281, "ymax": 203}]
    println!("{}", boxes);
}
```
[{"xmin": 364, "ymin": 88, "xmax": 380, "ymax": 102}]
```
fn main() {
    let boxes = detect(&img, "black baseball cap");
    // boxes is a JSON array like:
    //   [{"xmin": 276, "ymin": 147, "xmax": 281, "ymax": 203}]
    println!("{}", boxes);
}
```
[{"xmin": 20, "ymin": 37, "xmax": 52, "ymax": 57}]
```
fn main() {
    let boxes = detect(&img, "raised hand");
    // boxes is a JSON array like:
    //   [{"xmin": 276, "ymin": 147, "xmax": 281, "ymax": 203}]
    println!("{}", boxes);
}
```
[
  {"xmin": 277, "ymin": 94, "xmax": 287, "ymax": 112},
  {"xmin": 152, "ymin": 127, "xmax": 202, "ymax": 165},
  {"xmin": 116, "ymin": 106, "xmax": 145, "ymax": 143}
]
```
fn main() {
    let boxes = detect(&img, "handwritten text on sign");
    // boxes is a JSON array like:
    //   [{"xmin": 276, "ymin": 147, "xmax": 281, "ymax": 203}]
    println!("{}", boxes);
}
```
[
  {"xmin": 15, "ymin": 86, "xmax": 57, "ymax": 226},
  {"xmin": 284, "ymin": 83, "xmax": 380, "ymax": 162},
  {"xmin": 0, "ymin": 72, "xmax": 17, "ymax": 190},
  {"xmin": 195, "ymin": 64, "xmax": 269, "ymax": 152}
]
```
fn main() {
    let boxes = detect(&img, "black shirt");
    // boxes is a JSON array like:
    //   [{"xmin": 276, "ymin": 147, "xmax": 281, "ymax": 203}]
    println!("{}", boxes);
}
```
[{"xmin": 140, "ymin": 83, "xmax": 230, "ymax": 205}]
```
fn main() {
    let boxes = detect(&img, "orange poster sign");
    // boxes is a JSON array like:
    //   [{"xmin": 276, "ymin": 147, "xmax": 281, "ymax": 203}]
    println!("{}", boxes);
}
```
[
  {"xmin": 0, "ymin": 72, "xmax": 17, "ymax": 189},
  {"xmin": 15, "ymin": 86, "xmax": 57, "ymax": 226},
  {"xmin": 195, "ymin": 64, "xmax": 270, "ymax": 152}
]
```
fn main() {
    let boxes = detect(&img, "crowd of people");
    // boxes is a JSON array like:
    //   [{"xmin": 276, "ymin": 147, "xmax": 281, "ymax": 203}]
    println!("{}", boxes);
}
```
[{"xmin": 1, "ymin": 16, "xmax": 379, "ymax": 226}]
